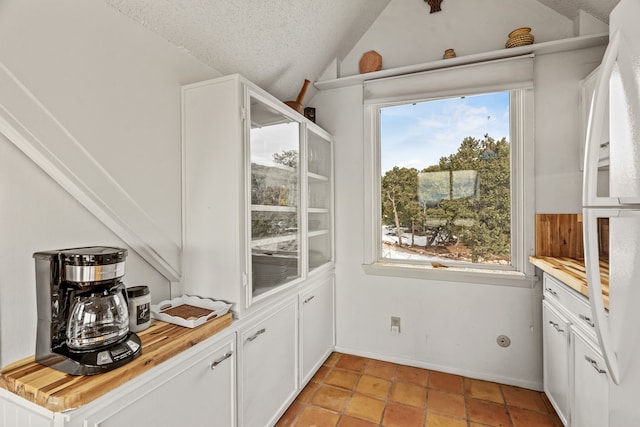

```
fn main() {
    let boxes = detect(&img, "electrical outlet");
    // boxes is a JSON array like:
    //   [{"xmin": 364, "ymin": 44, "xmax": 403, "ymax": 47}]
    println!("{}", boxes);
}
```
[{"xmin": 391, "ymin": 316, "xmax": 401, "ymax": 333}]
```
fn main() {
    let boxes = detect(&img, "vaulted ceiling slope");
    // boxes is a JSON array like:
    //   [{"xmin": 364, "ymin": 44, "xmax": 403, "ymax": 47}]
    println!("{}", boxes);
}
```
[
  {"xmin": 103, "ymin": 0, "xmax": 391, "ymax": 101},
  {"xmin": 102, "ymin": 0, "xmax": 616, "ymax": 101},
  {"xmin": 537, "ymin": 0, "xmax": 617, "ymax": 23}
]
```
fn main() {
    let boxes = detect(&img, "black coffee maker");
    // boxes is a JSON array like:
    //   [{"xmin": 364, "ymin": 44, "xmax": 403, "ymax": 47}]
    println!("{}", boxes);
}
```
[{"xmin": 34, "ymin": 246, "xmax": 142, "ymax": 375}]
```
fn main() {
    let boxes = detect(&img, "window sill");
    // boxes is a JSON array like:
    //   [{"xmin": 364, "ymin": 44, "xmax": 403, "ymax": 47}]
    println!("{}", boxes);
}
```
[{"xmin": 362, "ymin": 262, "xmax": 538, "ymax": 288}]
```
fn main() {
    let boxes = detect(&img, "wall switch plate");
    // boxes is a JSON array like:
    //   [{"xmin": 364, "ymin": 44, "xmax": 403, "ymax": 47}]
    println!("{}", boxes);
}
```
[{"xmin": 391, "ymin": 316, "xmax": 401, "ymax": 333}]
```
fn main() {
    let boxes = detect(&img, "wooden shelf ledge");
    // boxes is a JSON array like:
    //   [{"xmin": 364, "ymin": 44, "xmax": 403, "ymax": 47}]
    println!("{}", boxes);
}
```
[{"xmin": 315, "ymin": 33, "xmax": 608, "ymax": 91}]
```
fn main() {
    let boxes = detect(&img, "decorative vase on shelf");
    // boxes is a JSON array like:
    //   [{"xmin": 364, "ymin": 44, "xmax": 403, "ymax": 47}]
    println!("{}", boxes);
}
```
[
  {"xmin": 359, "ymin": 50, "xmax": 382, "ymax": 74},
  {"xmin": 505, "ymin": 27, "xmax": 534, "ymax": 48},
  {"xmin": 443, "ymin": 48, "xmax": 456, "ymax": 59}
]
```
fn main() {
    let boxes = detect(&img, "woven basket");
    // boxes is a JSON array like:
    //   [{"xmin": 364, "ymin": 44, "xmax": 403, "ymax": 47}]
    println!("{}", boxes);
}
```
[
  {"xmin": 443, "ymin": 48, "xmax": 456, "ymax": 59},
  {"xmin": 508, "ymin": 27, "xmax": 532, "ymax": 38},
  {"xmin": 505, "ymin": 33, "xmax": 535, "ymax": 48}
]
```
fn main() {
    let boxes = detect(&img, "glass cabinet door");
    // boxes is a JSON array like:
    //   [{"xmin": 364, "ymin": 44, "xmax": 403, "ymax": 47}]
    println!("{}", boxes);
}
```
[
  {"xmin": 307, "ymin": 128, "xmax": 333, "ymax": 272},
  {"xmin": 248, "ymin": 94, "xmax": 301, "ymax": 298}
]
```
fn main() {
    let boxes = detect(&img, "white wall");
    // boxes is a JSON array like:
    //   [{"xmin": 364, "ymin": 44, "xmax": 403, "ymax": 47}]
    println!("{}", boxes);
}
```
[
  {"xmin": 311, "ymin": 85, "xmax": 543, "ymax": 389},
  {"xmin": 339, "ymin": 0, "xmax": 574, "ymax": 77},
  {"xmin": 0, "ymin": 136, "xmax": 172, "ymax": 367},
  {"xmin": 310, "ymin": 0, "xmax": 606, "ymax": 389},
  {"xmin": 0, "ymin": 0, "xmax": 220, "ymax": 367},
  {"xmin": 535, "ymin": 47, "xmax": 606, "ymax": 212}
]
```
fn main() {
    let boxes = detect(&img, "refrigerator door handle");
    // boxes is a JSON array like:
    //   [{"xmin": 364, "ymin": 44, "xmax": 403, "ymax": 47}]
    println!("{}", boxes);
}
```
[
  {"xmin": 619, "ymin": 197, "xmax": 640, "ymax": 205},
  {"xmin": 583, "ymin": 208, "xmax": 620, "ymax": 384},
  {"xmin": 583, "ymin": 30, "xmax": 621, "ymax": 207}
]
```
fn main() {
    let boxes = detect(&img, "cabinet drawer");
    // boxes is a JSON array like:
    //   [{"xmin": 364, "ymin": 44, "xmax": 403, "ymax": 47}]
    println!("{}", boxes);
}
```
[{"xmin": 543, "ymin": 274, "xmax": 597, "ymax": 338}]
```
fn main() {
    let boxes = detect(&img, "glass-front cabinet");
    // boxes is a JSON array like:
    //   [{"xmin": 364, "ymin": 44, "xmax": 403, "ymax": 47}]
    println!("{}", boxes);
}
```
[
  {"xmin": 182, "ymin": 75, "xmax": 334, "ymax": 318},
  {"xmin": 307, "ymin": 128, "xmax": 333, "ymax": 272},
  {"xmin": 249, "ymin": 94, "xmax": 302, "ymax": 298}
]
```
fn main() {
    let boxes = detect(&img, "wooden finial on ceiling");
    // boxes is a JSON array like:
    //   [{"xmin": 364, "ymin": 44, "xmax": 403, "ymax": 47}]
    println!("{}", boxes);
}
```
[{"xmin": 425, "ymin": 0, "xmax": 443, "ymax": 13}]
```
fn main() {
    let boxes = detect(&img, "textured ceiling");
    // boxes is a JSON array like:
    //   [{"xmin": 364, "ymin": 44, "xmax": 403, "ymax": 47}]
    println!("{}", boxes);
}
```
[
  {"xmin": 102, "ymin": 0, "xmax": 617, "ymax": 102},
  {"xmin": 103, "ymin": 0, "xmax": 391, "ymax": 101},
  {"xmin": 536, "ymin": 0, "xmax": 618, "ymax": 23}
]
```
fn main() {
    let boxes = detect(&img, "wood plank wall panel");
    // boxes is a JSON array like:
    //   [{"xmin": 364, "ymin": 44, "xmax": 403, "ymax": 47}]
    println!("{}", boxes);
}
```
[{"xmin": 535, "ymin": 214, "xmax": 584, "ymax": 258}]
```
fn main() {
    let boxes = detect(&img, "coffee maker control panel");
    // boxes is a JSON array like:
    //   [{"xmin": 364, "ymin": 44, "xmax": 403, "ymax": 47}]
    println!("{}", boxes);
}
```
[{"xmin": 96, "ymin": 336, "xmax": 141, "ymax": 366}]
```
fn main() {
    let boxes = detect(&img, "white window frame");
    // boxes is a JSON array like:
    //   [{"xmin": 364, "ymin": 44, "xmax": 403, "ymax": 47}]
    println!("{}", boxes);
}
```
[{"xmin": 362, "ymin": 56, "xmax": 536, "ymax": 287}]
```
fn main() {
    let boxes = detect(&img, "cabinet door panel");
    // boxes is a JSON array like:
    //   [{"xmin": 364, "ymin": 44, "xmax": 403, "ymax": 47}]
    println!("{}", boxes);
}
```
[
  {"xmin": 300, "ymin": 277, "xmax": 335, "ymax": 383},
  {"xmin": 83, "ymin": 338, "xmax": 235, "ymax": 427},
  {"xmin": 573, "ymin": 330, "xmax": 609, "ymax": 427},
  {"xmin": 241, "ymin": 301, "xmax": 297, "ymax": 427},
  {"xmin": 0, "ymin": 395, "xmax": 53, "ymax": 427},
  {"xmin": 249, "ymin": 93, "xmax": 302, "ymax": 301},
  {"xmin": 307, "ymin": 128, "xmax": 333, "ymax": 272},
  {"xmin": 542, "ymin": 301, "xmax": 570, "ymax": 426}
]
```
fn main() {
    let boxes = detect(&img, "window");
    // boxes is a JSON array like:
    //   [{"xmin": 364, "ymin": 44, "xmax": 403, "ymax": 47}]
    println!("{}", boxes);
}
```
[
  {"xmin": 381, "ymin": 92, "xmax": 512, "ymax": 266},
  {"xmin": 363, "ymin": 56, "xmax": 535, "ymax": 285}
]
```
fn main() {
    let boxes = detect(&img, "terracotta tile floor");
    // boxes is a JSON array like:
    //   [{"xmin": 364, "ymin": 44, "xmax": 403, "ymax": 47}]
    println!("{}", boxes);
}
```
[{"xmin": 276, "ymin": 352, "xmax": 563, "ymax": 427}]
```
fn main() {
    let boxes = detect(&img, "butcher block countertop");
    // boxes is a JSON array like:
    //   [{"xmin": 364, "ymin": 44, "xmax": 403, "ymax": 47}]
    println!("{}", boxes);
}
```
[
  {"xmin": 0, "ymin": 312, "xmax": 232, "ymax": 412},
  {"xmin": 529, "ymin": 256, "xmax": 609, "ymax": 308}
]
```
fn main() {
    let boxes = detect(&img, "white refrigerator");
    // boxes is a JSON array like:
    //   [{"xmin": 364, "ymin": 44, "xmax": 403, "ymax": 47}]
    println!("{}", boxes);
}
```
[{"xmin": 583, "ymin": 0, "xmax": 640, "ymax": 425}]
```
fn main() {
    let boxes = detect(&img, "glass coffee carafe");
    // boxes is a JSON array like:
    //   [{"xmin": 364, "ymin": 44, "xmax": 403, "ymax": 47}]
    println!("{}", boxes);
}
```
[
  {"xmin": 34, "ymin": 246, "xmax": 142, "ymax": 375},
  {"xmin": 66, "ymin": 285, "xmax": 130, "ymax": 351}
]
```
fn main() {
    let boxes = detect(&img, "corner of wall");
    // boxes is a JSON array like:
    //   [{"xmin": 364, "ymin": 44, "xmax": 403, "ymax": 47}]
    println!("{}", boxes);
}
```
[{"xmin": 573, "ymin": 10, "xmax": 609, "ymax": 36}]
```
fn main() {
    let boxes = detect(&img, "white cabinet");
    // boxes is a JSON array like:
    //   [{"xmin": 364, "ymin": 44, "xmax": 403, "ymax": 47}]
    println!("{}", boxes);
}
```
[
  {"xmin": 0, "ymin": 334, "xmax": 236, "ymax": 427},
  {"xmin": 299, "ymin": 274, "xmax": 335, "ymax": 384},
  {"xmin": 543, "ymin": 301, "xmax": 571, "ymax": 426},
  {"xmin": 0, "ymin": 397, "xmax": 53, "ymax": 427},
  {"xmin": 542, "ymin": 272, "xmax": 610, "ymax": 427},
  {"xmin": 82, "ymin": 336, "xmax": 236, "ymax": 427},
  {"xmin": 572, "ymin": 329, "xmax": 609, "ymax": 427},
  {"xmin": 239, "ymin": 299, "xmax": 298, "ymax": 427},
  {"xmin": 182, "ymin": 74, "xmax": 334, "ymax": 318}
]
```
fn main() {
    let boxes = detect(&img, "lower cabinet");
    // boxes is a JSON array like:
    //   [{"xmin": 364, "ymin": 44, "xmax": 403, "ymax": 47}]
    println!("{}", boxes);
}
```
[
  {"xmin": 300, "ymin": 275, "xmax": 335, "ymax": 384},
  {"xmin": 239, "ymin": 299, "xmax": 298, "ymax": 427},
  {"xmin": 542, "ymin": 301, "xmax": 570, "ymax": 426},
  {"xmin": 572, "ymin": 329, "xmax": 609, "ymax": 427},
  {"xmin": 0, "ymin": 397, "xmax": 52, "ymax": 427},
  {"xmin": 81, "ymin": 335, "xmax": 236, "ymax": 427},
  {"xmin": 0, "ymin": 334, "xmax": 236, "ymax": 427},
  {"xmin": 542, "ymin": 272, "xmax": 610, "ymax": 427}
]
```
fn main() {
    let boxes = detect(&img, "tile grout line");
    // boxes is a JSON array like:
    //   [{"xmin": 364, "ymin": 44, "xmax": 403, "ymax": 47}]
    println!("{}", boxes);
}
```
[
  {"xmin": 499, "ymin": 382, "xmax": 515, "ymax": 427},
  {"xmin": 278, "ymin": 352, "xmax": 561, "ymax": 427}
]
